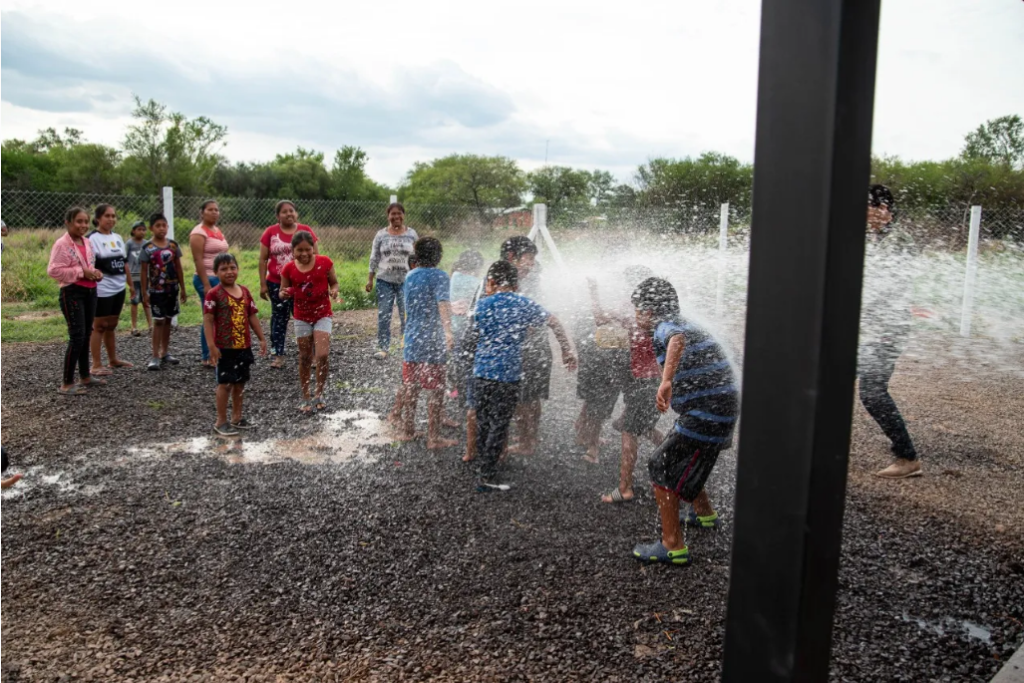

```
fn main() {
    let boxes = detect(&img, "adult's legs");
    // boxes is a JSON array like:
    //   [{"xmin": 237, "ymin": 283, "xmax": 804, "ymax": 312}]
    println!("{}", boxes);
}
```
[
  {"xmin": 859, "ymin": 340, "xmax": 917, "ymax": 461},
  {"xmin": 90, "ymin": 316, "xmax": 108, "ymax": 374},
  {"xmin": 376, "ymin": 280, "xmax": 398, "ymax": 352},
  {"xmin": 267, "ymin": 282, "xmax": 291, "ymax": 361},
  {"xmin": 394, "ymin": 282, "xmax": 407, "ymax": 338}
]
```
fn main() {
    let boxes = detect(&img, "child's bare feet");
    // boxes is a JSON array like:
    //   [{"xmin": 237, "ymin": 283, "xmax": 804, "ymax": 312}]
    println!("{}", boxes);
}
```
[
  {"xmin": 427, "ymin": 438, "xmax": 459, "ymax": 450},
  {"xmin": 462, "ymin": 452, "xmax": 476, "ymax": 463}
]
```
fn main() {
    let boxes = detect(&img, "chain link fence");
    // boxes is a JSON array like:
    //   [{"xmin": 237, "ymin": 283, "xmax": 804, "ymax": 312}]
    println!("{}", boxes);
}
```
[{"xmin": 1, "ymin": 189, "xmax": 1021, "ymax": 342}]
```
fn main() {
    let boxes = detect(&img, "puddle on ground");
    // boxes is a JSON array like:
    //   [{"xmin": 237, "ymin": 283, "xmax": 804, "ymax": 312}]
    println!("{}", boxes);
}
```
[
  {"xmin": 1, "ymin": 468, "xmax": 103, "ymax": 500},
  {"xmin": 902, "ymin": 613, "xmax": 993, "ymax": 644},
  {"xmin": 127, "ymin": 410, "xmax": 392, "ymax": 467}
]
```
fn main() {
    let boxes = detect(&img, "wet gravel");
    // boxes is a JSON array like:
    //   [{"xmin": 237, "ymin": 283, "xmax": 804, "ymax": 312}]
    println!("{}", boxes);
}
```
[{"xmin": 1, "ymin": 315, "xmax": 1022, "ymax": 682}]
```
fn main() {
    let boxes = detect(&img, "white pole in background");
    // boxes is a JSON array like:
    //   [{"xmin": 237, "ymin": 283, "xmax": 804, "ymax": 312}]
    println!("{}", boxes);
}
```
[
  {"xmin": 390, "ymin": 194, "xmax": 398, "ymax": 205},
  {"xmin": 959, "ymin": 205, "xmax": 982, "ymax": 337},
  {"xmin": 162, "ymin": 186, "xmax": 175, "ymax": 241},
  {"xmin": 716, "ymin": 202, "xmax": 730, "ymax": 319}
]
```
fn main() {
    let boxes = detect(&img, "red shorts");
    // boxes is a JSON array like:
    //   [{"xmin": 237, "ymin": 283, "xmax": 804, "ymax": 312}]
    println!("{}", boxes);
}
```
[{"xmin": 402, "ymin": 362, "xmax": 446, "ymax": 390}]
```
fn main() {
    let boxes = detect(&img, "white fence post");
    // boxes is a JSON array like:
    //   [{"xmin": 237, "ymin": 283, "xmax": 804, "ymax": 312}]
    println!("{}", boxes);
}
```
[
  {"xmin": 527, "ymin": 203, "xmax": 566, "ymax": 271},
  {"xmin": 959, "ymin": 205, "xmax": 982, "ymax": 337},
  {"xmin": 716, "ymin": 202, "xmax": 730, "ymax": 319},
  {"xmin": 389, "ymin": 194, "xmax": 398, "ymax": 205},
  {"xmin": 162, "ymin": 186, "xmax": 175, "ymax": 241}
]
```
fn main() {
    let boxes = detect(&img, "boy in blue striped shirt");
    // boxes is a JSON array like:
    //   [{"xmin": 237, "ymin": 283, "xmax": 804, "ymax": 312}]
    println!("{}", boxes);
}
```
[{"xmin": 630, "ymin": 278, "xmax": 739, "ymax": 565}]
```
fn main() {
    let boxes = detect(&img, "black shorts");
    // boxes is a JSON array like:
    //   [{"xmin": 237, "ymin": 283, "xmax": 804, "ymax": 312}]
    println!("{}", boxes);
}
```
[
  {"xmin": 577, "ymin": 342, "xmax": 630, "ymax": 420},
  {"xmin": 149, "ymin": 288, "xmax": 180, "ymax": 320},
  {"xmin": 130, "ymin": 279, "xmax": 143, "ymax": 305},
  {"xmin": 95, "ymin": 289, "xmax": 126, "ymax": 318},
  {"xmin": 648, "ymin": 430, "xmax": 725, "ymax": 502},
  {"xmin": 217, "ymin": 348, "xmax": 254, "ymax": 385},
  {"xmin": 519, "ymin": 330, "xmax": 553, "ymax": 403},
  {"xmin": 621, "ymin": 378, "xmax": 661, "ymax": 436}
]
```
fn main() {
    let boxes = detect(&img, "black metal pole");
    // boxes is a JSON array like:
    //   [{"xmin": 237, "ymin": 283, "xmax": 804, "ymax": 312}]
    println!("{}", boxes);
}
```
[{"xmin": 722, "ymin": 1, "xmax": 882, "ymax": 681}]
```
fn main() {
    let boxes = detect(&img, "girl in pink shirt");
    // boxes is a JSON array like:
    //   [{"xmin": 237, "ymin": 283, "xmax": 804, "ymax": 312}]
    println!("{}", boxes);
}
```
[
  {"xmin": 189, "ymin": 200, "xmax": 230, "ymax": 366},
  {"xmin": 46, "ymin": 207, "xmax": 107, "ymax": 395}
]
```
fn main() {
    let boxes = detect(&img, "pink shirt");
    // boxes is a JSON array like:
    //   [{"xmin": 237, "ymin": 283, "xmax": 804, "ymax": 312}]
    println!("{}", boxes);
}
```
[
  {"xmin": 260, "ymin": 224, "xmax": 318, "ymax": 284},
  {"xmin": 73, "ymin": 244, "xmax": 97, "ymax": 289},
  {"xmin": 190, "ymin": 225, "xmax": 230, "ymax": 277},
  {"xmin": 47, "ymin": 231, "xmax": 96, "ymax": 288}
]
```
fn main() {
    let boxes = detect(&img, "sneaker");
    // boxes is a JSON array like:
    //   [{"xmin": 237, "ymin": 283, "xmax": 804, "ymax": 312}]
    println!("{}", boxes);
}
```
[
  {"xmin": 684, "ymin": 510, "xmax": 721, "ymax": 529},
  {"xmin": 162, "ymin": 354, "xmax": 180, "ymax": 365},
  {"xmin": 230, "ymin": 418, "xmax": 255, "ymax": 431},
  {"xmin": 213, "ymin": 423, "xmax": 240, "ymax": 437},
  {"xmin": 373, "ymin": 350, "xmax": 388, "ymax": 361},
  {"xmin": 147, "ymin": 357, "xmax": 162, "ymax": 371},
  {"xmin": 876, "ymin": 458, "xmax": 922, "ymax": 479}
]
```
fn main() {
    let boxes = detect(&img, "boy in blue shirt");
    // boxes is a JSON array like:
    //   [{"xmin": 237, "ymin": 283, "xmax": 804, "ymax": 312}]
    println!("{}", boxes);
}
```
[
  {"xmin": 630, "ymin": 278, "xmax": 739, "ymax": 565},
  {"xmin": 389, "ymin": 237, "xmax": 456, "ymax": 450},
  {"xmin": 472, "ymin": 260, "xmax": 577, "ymax": 491}
]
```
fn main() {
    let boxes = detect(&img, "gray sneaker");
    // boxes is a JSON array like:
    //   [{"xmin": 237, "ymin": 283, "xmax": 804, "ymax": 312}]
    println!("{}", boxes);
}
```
[
  {"xmin": 162, "ymin": 354, "xmax": 180, "ymax": 365},
  {"xmin": 147, "ymin": 357, "xmax": 162, "ymax": 371},
  {"xmin": 213, "ymin": 423, "xmax": 240, "ymax": 437}
]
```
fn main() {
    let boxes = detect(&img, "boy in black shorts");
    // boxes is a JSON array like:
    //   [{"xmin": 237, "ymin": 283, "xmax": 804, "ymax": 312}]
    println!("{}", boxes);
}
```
[
  {"xmin": 630, "ymin": 278, "xmax": 738, "ymax": 565},
  {"xmin": 203, "ymin": 254, "xmax": 268, "ymax": 437},
  {"xmin": 140, "ymin": 213, "xmax": 187, "ymax": 370}
]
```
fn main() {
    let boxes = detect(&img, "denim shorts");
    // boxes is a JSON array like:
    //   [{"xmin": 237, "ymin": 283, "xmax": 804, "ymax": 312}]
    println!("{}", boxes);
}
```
[{"xmin": 294, "ymin": 317, "xmax": 333, "ymax": 338}]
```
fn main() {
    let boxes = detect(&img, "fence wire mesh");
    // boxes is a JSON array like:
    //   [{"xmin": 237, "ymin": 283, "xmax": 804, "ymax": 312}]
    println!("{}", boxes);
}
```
[{"xmin": 1, "ymin": 189, "xmax": 1021, "ymax": 342}]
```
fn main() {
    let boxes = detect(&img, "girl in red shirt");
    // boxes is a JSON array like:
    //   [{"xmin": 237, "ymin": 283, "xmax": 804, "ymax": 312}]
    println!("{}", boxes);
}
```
[{"xmin": 280, "ymin": 232, "xmax": 339, "ymax": 413}]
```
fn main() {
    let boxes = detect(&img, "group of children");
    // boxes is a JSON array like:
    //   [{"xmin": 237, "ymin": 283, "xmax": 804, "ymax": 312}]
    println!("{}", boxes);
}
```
[{"xmin": 369, "ymin": 230, "xmax": 738, "ymax": 565}]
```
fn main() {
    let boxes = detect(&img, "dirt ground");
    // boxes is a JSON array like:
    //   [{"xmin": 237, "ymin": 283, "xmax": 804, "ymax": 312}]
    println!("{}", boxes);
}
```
[{"xmin": 1, "ymin": 311, "xmax": 1022, "ymax": 682}]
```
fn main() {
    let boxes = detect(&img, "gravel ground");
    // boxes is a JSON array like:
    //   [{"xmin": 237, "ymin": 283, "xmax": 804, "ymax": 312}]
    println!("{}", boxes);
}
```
[{"xmin": 1, "ymin": 312, "xmax": 1022, "ymax": 682}]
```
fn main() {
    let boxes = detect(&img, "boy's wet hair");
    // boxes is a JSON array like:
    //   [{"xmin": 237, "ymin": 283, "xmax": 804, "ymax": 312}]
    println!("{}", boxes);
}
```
[
  {"xmin": 414, "ymin": 236, "xmax": 443, "ymax": 268},
  {"xmin": 500, "ymin": 236, "xmax": 537, "ymax": 261},
  {"xmin": 868, "ymin": 184, "xmax": 896, "ymax": 213},
  {"xmin": 631, "ymin": 277, "xmax": 681, "ymax": 323},
  {"xmin": 290, "ymin": 231, "xmax": 315, "ymax": 248},
  {"xmin": 213, "ymin": 253, "xmax": 238, "ymax": 272},
  {"xmin": 453, "ymin": 249, "xmax": 484, "ymax": 273},
  {"xmin": 487, "ymin": 260, "xmax": 519, "ymax": 289}
]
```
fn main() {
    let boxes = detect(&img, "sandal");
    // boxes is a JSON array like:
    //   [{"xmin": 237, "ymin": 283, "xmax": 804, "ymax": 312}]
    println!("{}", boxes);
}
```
[
  {"xmin": 81, "ymin": 378, "xmax": 108, "ymax": 387},
  {"xmin": 632, "ymin": 541, "xmax": 690, "ymax": 565},
  {"xmin": 601, "ymin": 489, "xmax": 634, "ymax": 504},
  {"xmin": 131, "ymin": 328, "xmax": 141, "ymax": 337},
  {"xmin": 270, "ymin": 357, "xmax": 285, "ymax": 369},
  {"xmin": 313, "ymin": 397, "xmax": 327, "ymax": 411},
  {"xmin": 299, "ymin": 399, "xmax": 315, "ymax": 414},
  {"xmin": 58, "ymin": 385, "xmax": 88, "ymax": 396},
  {"xmin": 684, "ymin": 510, "xmax": 721, "ymax": 529},
  {"xmin": 91, "ymin": 367, "xmax": 113, "ymax": 377}
]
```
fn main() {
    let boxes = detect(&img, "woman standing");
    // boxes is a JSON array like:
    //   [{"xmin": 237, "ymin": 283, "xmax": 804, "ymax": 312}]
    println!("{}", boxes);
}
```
[
  {"xmin": 190, "ymin": 200, "xmax": 230, "ymax": 367},
  {"xmin": 259, "ymin": 200, "xmax": 318, "ymax": 369},
  {"xmin": 365, "ymin": 203, "xmax": 418, "ymax": 360},
  {"xmin": 88, "ymin": 204, "xmax": 133, "ymax": 373},
  {"xmin": 47, "ymin": 207, "xmax": 108, "ymax": 395}
]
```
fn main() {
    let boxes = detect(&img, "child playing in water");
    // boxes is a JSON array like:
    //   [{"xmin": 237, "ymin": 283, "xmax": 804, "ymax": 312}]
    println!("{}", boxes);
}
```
[
  {"xmin": 472, "ymin": 260, "xmax": 576, "ymax": 491},
  {"xmin": 388, "ymin": 237, "xmax": 456, "ymax": 450},
  {"xmin": 629, "ymin": 277, "xmax": 738, "ymax": 564},
  {"xmin": 449, "ymin": 249, "xmax": 484, "ymax": 337},
  {"xmin": 140, "ymin": 214, "xmax": 187, "ymax": 371},
  {"xmin": 280, "ymin": 232, "xmax": 339, "ymax": 413},
  {"xmin": 203, "ymin": 254, "xmax": 268, "ymax": 437}
]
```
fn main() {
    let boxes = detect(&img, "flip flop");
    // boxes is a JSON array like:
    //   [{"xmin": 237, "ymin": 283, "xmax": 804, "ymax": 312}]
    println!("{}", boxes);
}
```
[
  {"xmin": 313, "ymin": 397, "xmax": 327, "ymax": 411},
  {"xmin": 632, "ymin": 541, "xmax": 690, "ymax": 566},
  {"xmin": 58, "ymin": 385, "xmax": 88, "ymax": 396},
  {"xmin": 299, "ymin": 399, "xmax": 314, "ymax": 414},
  {"xmin": 601, "ymin": 489, "xmax": 635, "ymax": 504},
  {"xmin": 81, "ymin": 378, "xmax": 108, "ymax": 387},
  {"xmin": 91, "ymin": 367, "xmax": 113, "ymax": 377}
]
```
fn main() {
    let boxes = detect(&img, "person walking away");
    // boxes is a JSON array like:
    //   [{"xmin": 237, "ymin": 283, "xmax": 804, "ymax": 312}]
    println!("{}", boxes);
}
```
[
  {"xmin": 387, "ymin": 237, "xmax": 456, "ymax": 449},
  {"xmin": 203, "ymin": 254, "xmax": 268, "ymax": 436},
  {"xmin": 259, "ymin": 201, "xmax": 318, "ymax": 369},
  {"xmin": 860, "ymin": 184, "xmax": 921, "ymax": 478},
  {"xmin": 88, "ymin": 204, "xmax": 133, "ymax": 373},
  {"xmin": 280, "ymin": 232, "xmax": 338, "ymax": 412},
  {"xmin": 366, "ymin": 203, "xmax": 418, "ymax": 360},
  {"xmin": 190, "ymin": 200, "xmax": 230, "ymax": 367},
  {"xmin": 126, "ymin": 220, "xmax": 151, "ymax": 337},
  {"xmin": 140, "ymin": 214, "xmax": 187, "ymax": 370},
  {"xmin": 629, "ymin": 278, "xmax": 738, "ymax": 565},
  {"xmin": 471, "ymin": 260, "xmax": 576, "ymax": 491},
  {"xmin": 46, "ymin": 207, "xmax": 107, "ymax": 395}
]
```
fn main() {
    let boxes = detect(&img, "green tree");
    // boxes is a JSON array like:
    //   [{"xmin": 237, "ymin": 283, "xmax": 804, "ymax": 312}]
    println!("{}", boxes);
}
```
[
  {"xmin": 270, "ymin": 147, "xmax": 332, "ymax": 200},
  {"xmin": 122, "ymin": 96, "xmax": 227, "ymax": 194},
  {"xmin": 635, "ymin": 152, "xmax": 753, "ymax": 218},
  {"xmin": 961, "ymin": 115, "xmax": 1024, "ymax": 169},
  {"xmin": 329, "ymin": 146, "xmax": 390, "ymax": 201},
  {"xmin": 527, "ymin": 166, "xmax": 591, "ymax": 222},
  {"xmin": 401, "ymin": 154, "xmax": 526, "ymax": 223}
]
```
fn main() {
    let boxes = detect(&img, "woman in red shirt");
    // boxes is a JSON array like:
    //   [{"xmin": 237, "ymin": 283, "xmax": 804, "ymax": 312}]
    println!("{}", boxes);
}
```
[
  {"xmin": 258, "ymin": 200, "xmax": 318, "ymax": 369},
  {"xmin": 280, "ymin": 232, "xmax": 339, "ymax": 413}
]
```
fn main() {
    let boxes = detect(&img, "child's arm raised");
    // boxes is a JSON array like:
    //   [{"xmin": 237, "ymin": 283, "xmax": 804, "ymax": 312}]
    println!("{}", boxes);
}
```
[
  {"xmin": 657, "ymin": 334, "xmax": 686, "ymax": 413},
  {"xmin": 546, "ymin": 315, "xmax": 578, "ymax": 371}
]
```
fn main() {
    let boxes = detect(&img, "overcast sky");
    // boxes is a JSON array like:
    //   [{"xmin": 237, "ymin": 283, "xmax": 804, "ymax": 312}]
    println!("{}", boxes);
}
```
[{"xmin": 1, "ymin": 0, "xmax": 1021, "ymax": 186}]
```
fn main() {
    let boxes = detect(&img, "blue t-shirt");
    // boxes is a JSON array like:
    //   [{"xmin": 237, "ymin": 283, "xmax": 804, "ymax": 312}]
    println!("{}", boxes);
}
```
[
  {"xmin": 403, "ymin": 267, "xmax": 451, "ymax": 364},
  {"xmin": 653, "ymin": 319, "xmax": 738, "ymax": 444},
  {"xmin": 473, "ymin": 292, "xmax": 550, "ymax": 383}
]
